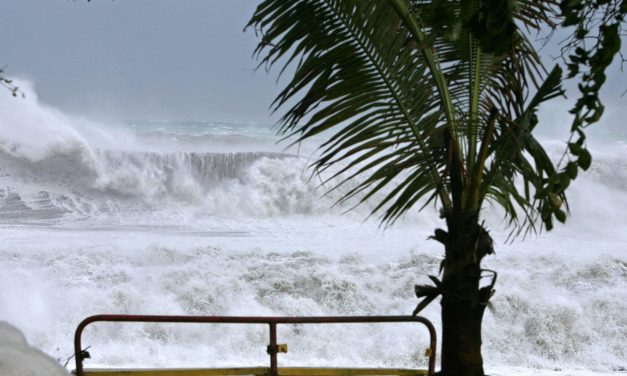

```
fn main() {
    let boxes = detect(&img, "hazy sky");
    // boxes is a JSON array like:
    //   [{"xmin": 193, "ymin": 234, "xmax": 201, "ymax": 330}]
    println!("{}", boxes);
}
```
[
  {"xmin": 0, "ymin": 0, "xmax": 281, "ymax": 123},
  {"xmin": 1, "ymin": 0, "xmax": 626, "ymax": 132}
]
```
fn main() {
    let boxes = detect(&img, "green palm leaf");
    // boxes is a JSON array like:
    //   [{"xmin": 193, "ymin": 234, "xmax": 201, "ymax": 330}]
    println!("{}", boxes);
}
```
[
  {"xmin": 248, "ymin": 0, "xmax": 565, "ymax": 233},
  {"xmin": 249, "ymin": 0, "xmax": 455, "ymax": 222}
]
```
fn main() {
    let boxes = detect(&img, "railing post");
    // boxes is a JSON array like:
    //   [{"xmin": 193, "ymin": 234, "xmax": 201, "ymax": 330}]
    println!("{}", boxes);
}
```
[
  {"xmin": 268, "ymin": 322, "xmax": 278, "ymax": 376},
  {"xmin": 74, "ymin": 348, "xmax": 83, "ymax": 376},
  {"xmin": 74, "ymin": 318, "xmax": 88, "ymax": 376}
]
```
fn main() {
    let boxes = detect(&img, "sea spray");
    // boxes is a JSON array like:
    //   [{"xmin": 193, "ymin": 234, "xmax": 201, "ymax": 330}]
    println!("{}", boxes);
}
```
[{"xmin": 0, "ymin": 82, "xmax": 625, "ymax": 374}]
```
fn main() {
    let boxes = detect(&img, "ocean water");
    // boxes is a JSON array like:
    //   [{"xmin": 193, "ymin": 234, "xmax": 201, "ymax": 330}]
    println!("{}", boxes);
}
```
[{"xmin": 0, "ymin": 84, "xmax": 625, "ymax": 375}]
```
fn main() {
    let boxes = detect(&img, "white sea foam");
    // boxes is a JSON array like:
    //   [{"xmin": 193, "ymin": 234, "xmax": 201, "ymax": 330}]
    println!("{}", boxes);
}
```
[{"xmin": 0, "ymin": 82, "xmax": 625, "ymax": 374}]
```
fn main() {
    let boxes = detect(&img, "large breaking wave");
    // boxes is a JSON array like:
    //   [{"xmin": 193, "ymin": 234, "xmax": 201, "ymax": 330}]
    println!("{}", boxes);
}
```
[
  {"xmin": 0, "ymin": 82, "xmax": 348, "ymax": 220},
  {"xmin": 0, "ymin": 150, "xmax": 318, "ymax": 219},
  {"xmin": 2, "ymin": 81, "xmax": 627, "ymax": 225}
]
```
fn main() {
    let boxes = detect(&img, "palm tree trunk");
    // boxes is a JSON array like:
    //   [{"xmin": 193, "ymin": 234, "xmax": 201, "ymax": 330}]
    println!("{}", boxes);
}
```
[
  {"xmin": 435, "ymin": 212, "xmax": 494, "ymax": 376},
  {"xmin": 439, "ymin": 265, "xmax": 487, "ymax": 376}
]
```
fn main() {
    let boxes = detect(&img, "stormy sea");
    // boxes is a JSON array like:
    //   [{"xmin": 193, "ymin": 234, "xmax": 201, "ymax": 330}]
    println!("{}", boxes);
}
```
[{"xmin": 0, "ymin": 84, "xmax": 625, "ymax": 375}]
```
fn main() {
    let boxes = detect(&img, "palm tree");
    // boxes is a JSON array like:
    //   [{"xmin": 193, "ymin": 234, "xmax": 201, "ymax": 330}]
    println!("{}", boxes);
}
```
[{"xmin": 246, "ymin": 1, "xmax": 607, "ymax": 374}]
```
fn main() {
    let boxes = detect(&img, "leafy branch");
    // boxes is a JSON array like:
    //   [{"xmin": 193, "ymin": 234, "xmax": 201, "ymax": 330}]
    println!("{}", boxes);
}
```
[
  {"xmin": 0, "ymin": 68, "xmax": 23, "ymax": 98},
  {"xmin": 539, "ymin": 0, "xmax": 626, "ymax": 230}
]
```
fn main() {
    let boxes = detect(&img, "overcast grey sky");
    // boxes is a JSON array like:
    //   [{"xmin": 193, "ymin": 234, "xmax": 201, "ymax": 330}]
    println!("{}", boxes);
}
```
[
  {"xmin": 1, "ymin": 0, "xmax": 626, "ymax": 134},
  {"xmin": 0, "ymin": 0, "xmax": 282, "ymax": 123}
]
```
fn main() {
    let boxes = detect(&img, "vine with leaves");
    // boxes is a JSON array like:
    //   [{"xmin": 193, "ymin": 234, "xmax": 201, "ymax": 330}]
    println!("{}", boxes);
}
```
[{"xmin": 545, "ymin": 0, "xmax": 626, "ymax": 229}]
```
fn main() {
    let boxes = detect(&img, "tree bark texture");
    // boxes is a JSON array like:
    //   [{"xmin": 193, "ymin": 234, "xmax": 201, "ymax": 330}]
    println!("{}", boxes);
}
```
[
  {"xmin": 435, "ymin": 211, "xmax": 494, "ymax": 376},
  {"xmin": 440, "ymin": 265, "xmax": 487, "ymax": 376}
]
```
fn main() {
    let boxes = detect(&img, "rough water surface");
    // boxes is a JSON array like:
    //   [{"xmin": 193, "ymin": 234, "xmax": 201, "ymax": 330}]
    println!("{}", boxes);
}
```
[{"xmin": 0, "ymin": 83, "xmax": 625, "ymax": 375}]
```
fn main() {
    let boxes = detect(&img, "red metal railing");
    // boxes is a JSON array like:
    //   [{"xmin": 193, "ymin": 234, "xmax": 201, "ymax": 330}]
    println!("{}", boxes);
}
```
[{"xmin": 74, "ymin": 315, "xmax": 437, "ymax": 376}]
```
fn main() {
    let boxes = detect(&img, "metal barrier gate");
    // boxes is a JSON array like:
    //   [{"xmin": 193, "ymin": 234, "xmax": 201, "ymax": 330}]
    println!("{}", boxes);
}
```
[{"xmin": 74, "ymin": 315, "xmax": 437, "ymax": 376}]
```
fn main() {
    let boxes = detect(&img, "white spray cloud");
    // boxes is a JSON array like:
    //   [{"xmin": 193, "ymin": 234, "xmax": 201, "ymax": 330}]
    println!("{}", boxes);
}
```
[{"xmin": 0, "ymin": 321, "xmax": 69, "ymax": 376}]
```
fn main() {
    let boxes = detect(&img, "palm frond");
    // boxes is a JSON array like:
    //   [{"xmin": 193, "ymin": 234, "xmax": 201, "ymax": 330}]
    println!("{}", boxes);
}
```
[
  {"xmin": 248, "ymin": 0, "xmax": 566, "ymax": 233},
  {"xmin": 248, "ymin": 0, "xmax": 454, "ymax": 222},
  {"xmin": 481, "ymin": 65, "xmax": 565, "ymax": 234}
]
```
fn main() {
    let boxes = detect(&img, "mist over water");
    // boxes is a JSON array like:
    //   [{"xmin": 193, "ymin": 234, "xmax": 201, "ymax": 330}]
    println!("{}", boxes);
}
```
[{"xmin": 0, "ymin": 82, "xmax": 625, "ymax": 374}]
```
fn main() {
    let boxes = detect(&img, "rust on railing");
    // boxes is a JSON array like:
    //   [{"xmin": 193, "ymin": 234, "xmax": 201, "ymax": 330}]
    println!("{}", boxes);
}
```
[{"xmin": 74, "ymin": 315, "xmax": 437, "ymax": 376}]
